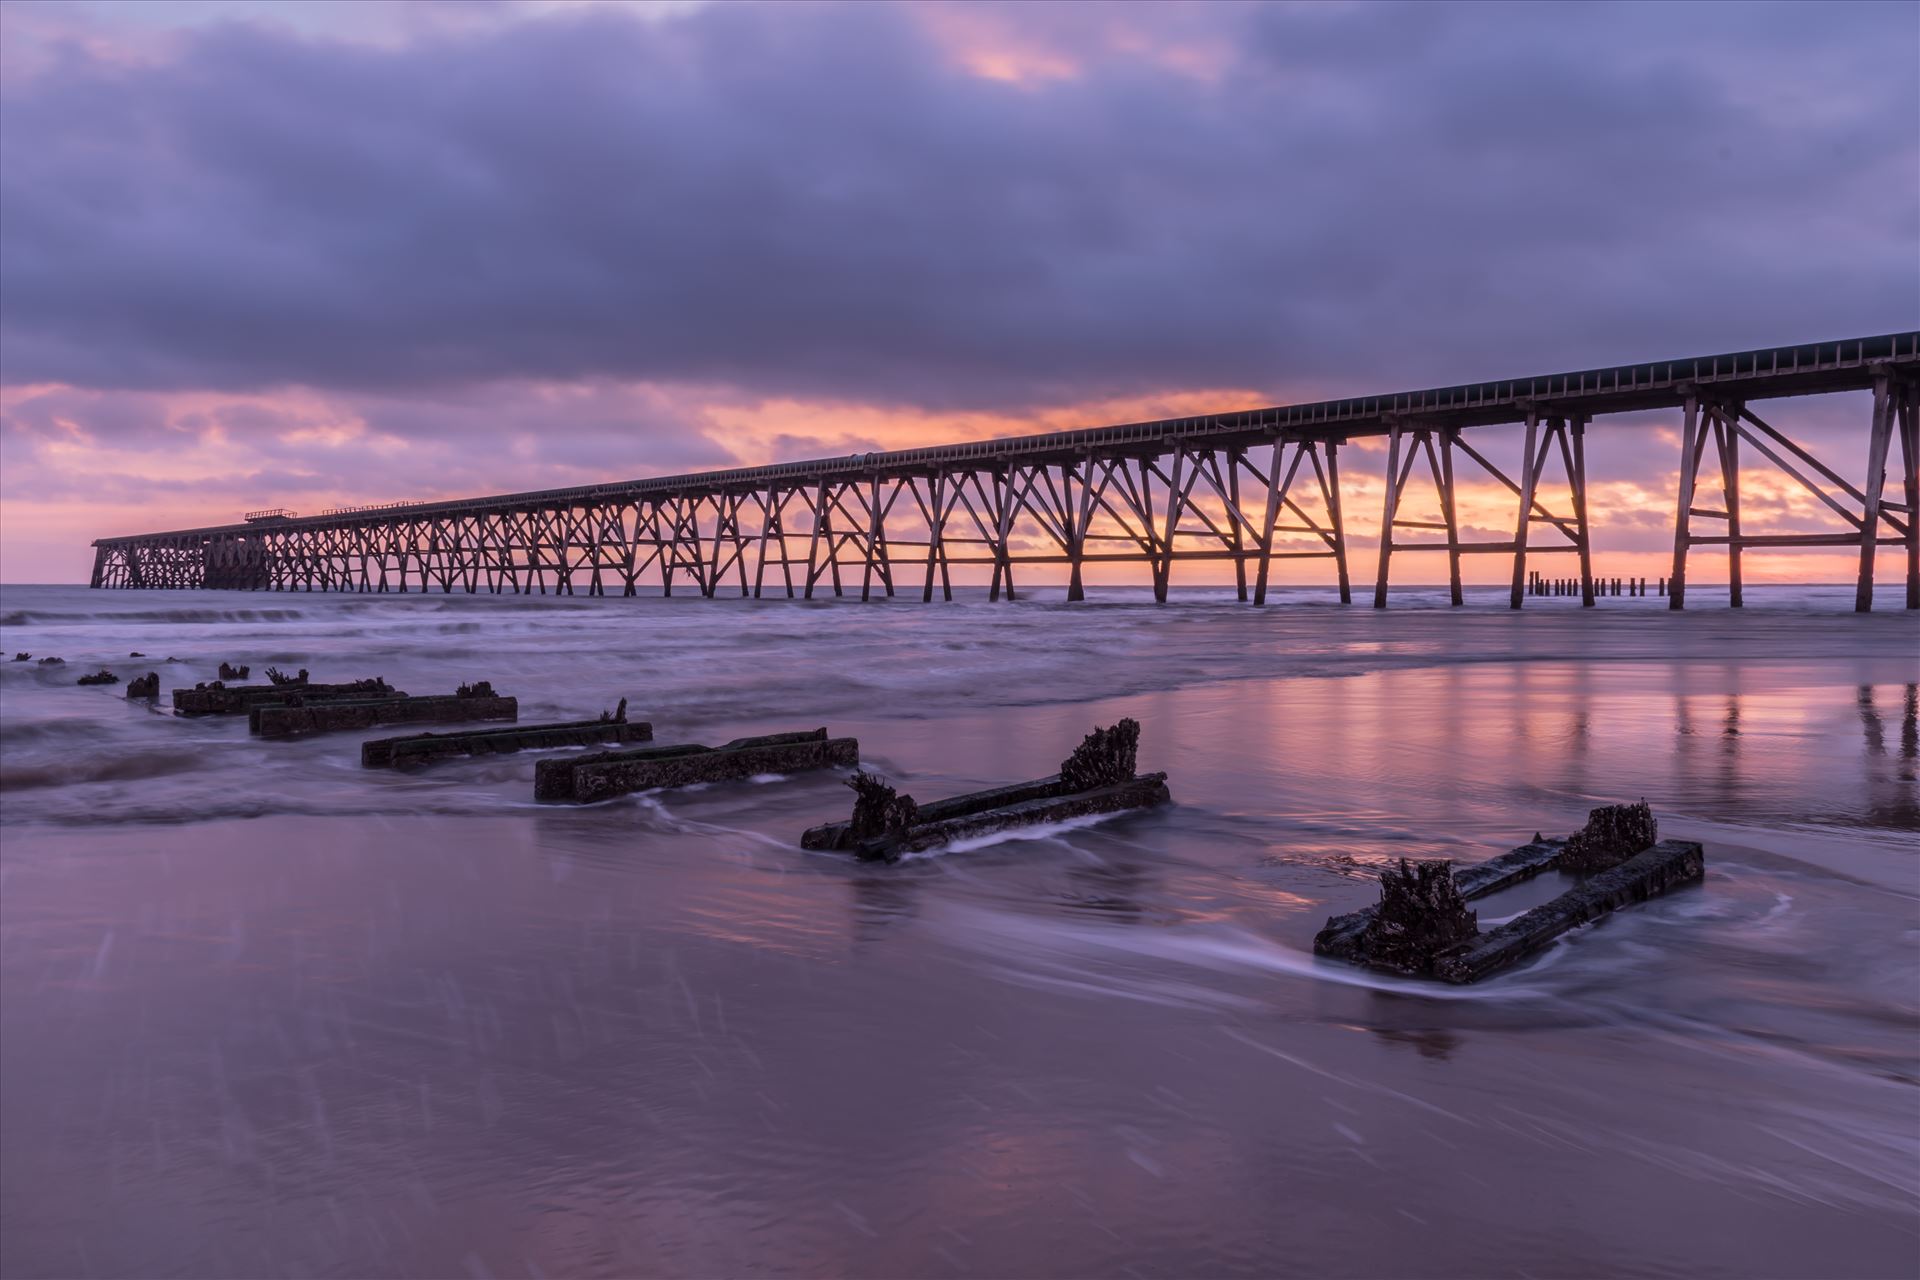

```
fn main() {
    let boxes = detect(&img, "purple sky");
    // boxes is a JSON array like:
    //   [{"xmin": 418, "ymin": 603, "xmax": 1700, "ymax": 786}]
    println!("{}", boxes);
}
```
[{"xmin": 2, "ymin": 0, "xmax": 1915, "ymax": 582}]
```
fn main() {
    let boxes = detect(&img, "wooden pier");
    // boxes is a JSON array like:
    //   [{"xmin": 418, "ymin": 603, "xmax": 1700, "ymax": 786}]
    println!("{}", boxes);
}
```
[{"xmin": 89, "ymin": 334, "xmax": 1919, "ymax": 611}]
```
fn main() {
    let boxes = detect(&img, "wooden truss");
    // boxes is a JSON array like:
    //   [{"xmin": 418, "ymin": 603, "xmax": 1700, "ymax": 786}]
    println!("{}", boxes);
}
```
[
  {"xmin": 93, "ymin": 437, "xmax": 1352, "ymax": 603},
  {"xmin": 87, "ymin": 376, "xmax": 1919, "ymax": 611},
  {"xmin": 1670, "ymin": 373, "xmax": 1919, "ymax": 612},
  {"xmin": 1373, "ymin": 408, "xmax": 1592, "ymax": 608}
]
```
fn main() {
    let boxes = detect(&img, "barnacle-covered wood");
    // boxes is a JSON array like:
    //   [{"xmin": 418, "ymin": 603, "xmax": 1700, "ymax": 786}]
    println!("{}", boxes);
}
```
[
  {"xmin": 172, "ymin": 677, "xmax": 399, "ymax": 716},
  {"xmin": 1313, "ymin": 836, "xmax": 1562, "ymax": 963},
  {"xmin": 1312, "ymin": 812, "xmax": 1705, "ymax": 982},
  {"xmin": 800, "ymin": 720, "xmax": 1169, "ymax": 862},
  {"xmin": 1058, "ymin": 718, "xmax": 1140, "ymax": 792},
  {"xmin": 363, "ymin": 707, "xmax": 651, "ymax": 767},
  {"xmin": 1348, "ymin": 859, "xmax": 1480, "ymax": 975},
  {"xmin": 535, "ymin": 729, "xmax": 859, "ymax": 803},
  {"xmin": 1558, "ymin": 801, "xmax": 1657, "ymax": 873},
  {"xmin": 846, "ymin": 771, "xmax": 920, "ymax": 841},
  {"xmin": 1434, "ymin": 841, "xmax": 1705, "ymax": 983},
  {"xmin": 253, "ymin": 692, "xmax": 517, "ymax": 739}
]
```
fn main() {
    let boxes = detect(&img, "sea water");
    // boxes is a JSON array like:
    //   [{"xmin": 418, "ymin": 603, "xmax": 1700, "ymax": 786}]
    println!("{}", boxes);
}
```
[{"xmin": 2, "ymin": 583, "xmax": 1916, "ymax": 1277}]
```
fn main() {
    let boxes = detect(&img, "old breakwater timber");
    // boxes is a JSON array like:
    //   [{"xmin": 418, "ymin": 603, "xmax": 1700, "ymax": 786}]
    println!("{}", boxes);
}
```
[
  {"xmin": 533, "ymin": 729, "xmax": 861, "ymax": 804},
  {"xmin": 361, "ymin": 701, "xmax": 647, "ymax": 768},
  {"xmin": 250, "ymin": 682, "xmax": 518, "ymax": 739},
  {"xmin": 1314, "ymin": 802, "xmax": 1708, "ymax": 984},
  {"xmin": 37, "ymin": 652, "xmax": 1717, "ymax": 984},
  {"xmin": 87, "ymin": 334, "xmax": 1920, "ymax": 612},
  {"xmin": 801, "ymin": 719, "xmax": 1172, "ymax": 862}
]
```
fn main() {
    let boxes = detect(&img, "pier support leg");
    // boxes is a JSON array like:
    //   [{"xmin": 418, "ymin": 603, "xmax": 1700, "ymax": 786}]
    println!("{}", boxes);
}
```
[
  {"xmin": 1373, "ymin": 425, "xmax": 1403, "ymax": 609},
  {"xmin": 1439, "ymin": 430, "xmax": 1463, "ymax": 606},
  {"xmin": 861, "ymin": 476, "xmax": 880, "ymax": 603},
  {"xmin": 922, "ymin": 476, "xmax": 944, "ymax": 604},
  {"xmin": 1857, "ymin": 376, "xmax": 1893, "ymax": 613},
  {"xmin": 1253, "ymin": 438, "xmax": 1285, "ymax": 607},
  {"xmin": 1719, "ymin": 406, "xmax": 1743, "ymax": 608},
  {"xmin": 1066, "ymin": 462, "xmax": 1088, "ymax": 603},
  {"xmin": 1228, "ymin": 447, "xmax": 1249, "ymax": 603},
  {"xmin": 1326, "ymin": 442, "xmax": 1352, "ymax": 604},
  {"xmin": 803, "ymin": 482, "xmax": 827, "ymax": 600},
  {"xmin": 1509, "ymin": 408, "xmax": 1541, "ymax": 610},
  {"xmin": 990, "ymin": 471, "xmax": 1015, "ymax": 603},
  {"xmin": 1571, "ymin": 415, "xmax": 1595, "ymax": 607},
  {"xmin": 1154, "ymin": 451, "xmax": 1186, "ymax": 605},
  {"xmin": 1670, "ymin": 394, "xmax": 1699, "ymax": 610},
  {"xmin": 1900, "ymin": 382, "xmax": 1919, "ymax": 610}
]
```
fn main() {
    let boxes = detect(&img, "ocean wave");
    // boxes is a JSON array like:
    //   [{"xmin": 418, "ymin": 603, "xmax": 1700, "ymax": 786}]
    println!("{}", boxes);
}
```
[{"xmin": 0, "ymin": 750, "xmax": 208, "ymax": 792}]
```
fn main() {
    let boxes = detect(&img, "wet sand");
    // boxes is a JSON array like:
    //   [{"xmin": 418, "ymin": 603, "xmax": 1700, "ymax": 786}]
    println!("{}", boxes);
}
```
[{"xmin": 2, "ymin": 584, "xmax": 1916, "ymax": 1277}]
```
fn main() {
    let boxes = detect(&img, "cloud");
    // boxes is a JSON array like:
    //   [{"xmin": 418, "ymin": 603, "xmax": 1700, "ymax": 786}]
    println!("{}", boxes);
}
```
[{"xmin": 1, "ymin": 0, "xmax": 1913, "ymax": 414}]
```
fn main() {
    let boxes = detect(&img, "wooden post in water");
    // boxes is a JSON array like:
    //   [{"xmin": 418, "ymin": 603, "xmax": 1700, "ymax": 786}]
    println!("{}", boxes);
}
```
[
  {"xmin": 1440, "ymin": 429, "xmax": 1464, "ymax": 606},
  {"xmin": 1252, "ymin": 437, "xmax": 1284, "ymax": 607},
  {"xmin": 1373, "ymin": 424, "xmax": 1404, "ymax": 608},
  {"xmin": 1670, "ymin": 394, "xmax": 1699, "ymax": 610},
  {"xmin": 1857, "ymin": 375, "xmax": 1893, "ymax": 613},
  {"xmin": 1571, "ymin": 415, "xmax": 1595, "ymax": 606},
  {"xmin": 1509, "ymin": 407, "xmax": 1541, "ymax": 609},
  {"xmin": 1900, "ymin": 381, "xmax": 1920, "ymax": 610},
  {"xmin": 1325, "ymin": 442, "xmax": 1353, "ymax": 604}
]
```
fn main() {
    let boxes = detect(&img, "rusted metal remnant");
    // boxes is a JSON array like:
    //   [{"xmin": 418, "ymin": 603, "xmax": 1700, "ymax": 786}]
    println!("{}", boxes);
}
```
[
  {"xmin": 172, "ymin": 677, "xmax": 399, "ymax": 716},
  {"xmin": 252, "ymin": 690, "xmax": 518, "ymax": 739},
  {"xmin": 126, "ymin": 672, "xmax": 160, "ymax": 699},
  {"xmin": 363, "ymin": 700, "xmax": 648, "ymax": 767},
  {"xmin": 535, "ymin": 728, "xmax": 858, "ymax": 804},
  {"xmin": 800, "ymin": 718, "xmax": 1172, "ymax": 862},
  {"xmin": 1313, "ymin": 804, "xmax": 1704, "ymax": 983},
  {"xmin": 76, "ymin": 670, "xmax": 120, "ymax": 686}
]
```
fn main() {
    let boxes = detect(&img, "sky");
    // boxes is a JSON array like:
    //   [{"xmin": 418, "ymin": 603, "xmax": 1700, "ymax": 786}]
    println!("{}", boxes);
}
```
[{"xmin": 1, "ymin": 0, "xmax": 1915, "ymax": 585}]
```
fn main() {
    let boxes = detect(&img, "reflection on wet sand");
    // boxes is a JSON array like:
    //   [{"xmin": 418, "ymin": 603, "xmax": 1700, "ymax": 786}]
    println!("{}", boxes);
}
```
[{"xmin": 1857, "ymin": 682, "xmax": 1919, "ymax": 826}]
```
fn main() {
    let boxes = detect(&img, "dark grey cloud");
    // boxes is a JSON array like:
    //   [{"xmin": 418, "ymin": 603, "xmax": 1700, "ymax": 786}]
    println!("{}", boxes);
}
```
[{"xmin": 1, "ymin": 0, "xmax": 1914, "ymax": 411}]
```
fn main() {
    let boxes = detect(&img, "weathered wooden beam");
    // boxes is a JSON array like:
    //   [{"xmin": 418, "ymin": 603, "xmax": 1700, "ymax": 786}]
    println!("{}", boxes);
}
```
[
  {"xmin": 1312, "ymin": 836, "xmax": 1564, "ymax": 963},
  {"xmin": 362, "ymin": 714, "xmax": 652, "ymax": 767},
  {"xmin": 253, "ymin": 692, "xmax": 517, "ymax": 738},
  {"xmin": 801, "ymin": 774, "xmax": 1070, "ymax": 851},
  {"xmin": 1314, "ymin": 801, "xmax": 1702, "ymax": 983},
  {"xmin": 802, "ymin": 719, "xmax": 1168, "ymax": 862},
  {"xmin": 172, "ymin": 678, "xmax": 400, "ymax": 716},
  {"xmin": 1434, "ymin": 841, "xmax": 1705, "ymax": 983},
  {"xmin": 1373, "ymin": 424, "xmax": 1404, "ymax": 608},
  {"xmin": 1670, "ymin": 394, "xmax": 1699, "ymax": 609},
  {"xmin": 847, "ymin": 774, "xmax": 1169, "ymax": 862},
  {"xmin": 534, "ymin": 728, "xmax": 858, "ymax": 803},
  {"xmin": 1858, "ymin": 375, "xmax": 1893, "ymax": 612}
]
